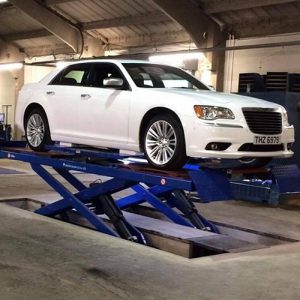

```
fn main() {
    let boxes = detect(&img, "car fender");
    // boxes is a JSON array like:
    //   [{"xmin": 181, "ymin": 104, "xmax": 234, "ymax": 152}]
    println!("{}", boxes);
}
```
[
  {"xmin": 127, "ymin": 89, "xmax": 196, "ymax": 150},
  {"xmin": 17, "ymin": 83, "xmax": 54, "ymax": 133}
]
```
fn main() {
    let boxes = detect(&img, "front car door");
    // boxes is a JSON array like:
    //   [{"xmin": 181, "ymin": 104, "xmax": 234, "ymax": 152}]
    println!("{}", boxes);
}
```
[{"xmin": 78, "ymin": 62, "xmax": 131, "ymax": 149}]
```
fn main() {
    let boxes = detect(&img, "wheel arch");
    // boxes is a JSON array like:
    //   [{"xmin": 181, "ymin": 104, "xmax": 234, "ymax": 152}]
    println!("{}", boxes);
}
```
[
  {"xmin": 23, "ymin": 103, "xmax": 47, "ymax": 128},
  {"xmin": 139, "ymin": 107, "xmax": 185, "ymax": 150}
]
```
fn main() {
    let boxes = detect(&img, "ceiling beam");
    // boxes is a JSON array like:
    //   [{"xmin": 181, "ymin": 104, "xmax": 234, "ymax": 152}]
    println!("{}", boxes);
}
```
[
  {"xmin": 45, "ymin": 0, "xmax": 75, "ymax": 5},
  {"xmin": 83, "ymin": 11, "xmax": 169, "ymax": 30},
  {"xmin": 151, "ymin": 0, "xmax": 220, "ymax": 48},
  {"xmin": 107, "ymin": 30, "xmax": 191, "ymax": 49},
  {"xmin": 202, "ymin": 0, "xmax": 298, "ymax": 14},
  {"xmin": 23, "ymin": 43, "xmax": 74, "ymax": 57},
  {"xmin": 3, "ymin": 29, "xmax": 50, "ymax": 42},
  {"xmin": 1, "ymin": 11, "xmax": 171, "ymax": 41},
  {"xmin": 21, "ymin": 30, "xmax": 190, "ymax": 56},
  {"xmin": 8, "ymin": 0, "xmax": 82, "ymax": 52},
  {"xmin": 234, "ymin": 15, "xmax": 300, "ymax": 38}
]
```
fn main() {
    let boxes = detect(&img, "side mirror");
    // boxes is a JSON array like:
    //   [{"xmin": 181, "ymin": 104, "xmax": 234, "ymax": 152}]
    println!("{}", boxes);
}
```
[{"xmin": 103, "ymin": 77, "xmax": 124, "ymax": 87}]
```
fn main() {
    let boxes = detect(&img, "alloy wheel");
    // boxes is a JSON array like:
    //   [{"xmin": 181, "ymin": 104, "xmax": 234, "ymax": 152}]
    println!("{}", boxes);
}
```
[
  {"xmin": 26, "ymin": 113, "xmax": 45, "ymax": 147},
  {"xmin": 145, "ymin": 120, "xmax": 177, "ymax": 165}
]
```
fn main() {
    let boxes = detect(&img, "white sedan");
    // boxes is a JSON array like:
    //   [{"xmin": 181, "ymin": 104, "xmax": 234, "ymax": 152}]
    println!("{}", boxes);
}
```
[{"xmin": 15, "ymin": 59, "xmax": 294, "ymax": 170}]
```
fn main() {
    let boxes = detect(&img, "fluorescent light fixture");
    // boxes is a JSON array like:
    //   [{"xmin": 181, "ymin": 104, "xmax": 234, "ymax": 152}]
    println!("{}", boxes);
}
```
[
  {"xmin": 0, "ymin": 63, "xmax": 23, "ymax": 71},
  {"xmin": 0, "ymin": 0, "xmax": 8, "ymax": 3},
  {"xmin": 149, "ymin": 52, "xmax": 204, "ymax": 66}
]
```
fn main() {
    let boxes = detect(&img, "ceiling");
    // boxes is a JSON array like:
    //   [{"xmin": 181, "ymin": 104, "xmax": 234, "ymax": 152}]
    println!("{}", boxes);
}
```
[{"xmin": 0, "ymin": 0, "xmax": 300, "ymax": 59}]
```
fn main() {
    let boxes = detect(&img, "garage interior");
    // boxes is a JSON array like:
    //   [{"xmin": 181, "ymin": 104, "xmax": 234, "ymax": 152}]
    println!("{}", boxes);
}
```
[{"xmin": 1, "ymin": 0, "xmax": 300, "ymax": 299}]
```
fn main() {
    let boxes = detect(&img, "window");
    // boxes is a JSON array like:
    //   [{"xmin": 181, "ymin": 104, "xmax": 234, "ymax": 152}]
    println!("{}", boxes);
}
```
[
  {"xmin": 50, "ymin": 64, "xmax": 91, "ymax": 86},
  {"xmin": 88, "ymin": 63, "xmax": 129, "ymax": 90},
  {"xmin": 65, "ymin": 70, "xmax": 85, "ymax": 83},
  {"xmin": 161, "ymin": 73, "xmax": 189, "ymax": 88},
  {"xmin": 123, "ymin": 63, "xmax": 209, "ymax": 90}
]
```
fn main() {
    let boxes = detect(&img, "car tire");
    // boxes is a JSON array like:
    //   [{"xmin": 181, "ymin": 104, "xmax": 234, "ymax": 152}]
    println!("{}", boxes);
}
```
[
  {"xmin": 239, "ymin": 157, "xmax": 272, "ymax": 168},
  {"xmin": 25, "ymin": 108, "xmax": 53, "ymax": 151},
  {"xmin": 143, "ymin": 114, "xmax": 188, "ymax": 170}
]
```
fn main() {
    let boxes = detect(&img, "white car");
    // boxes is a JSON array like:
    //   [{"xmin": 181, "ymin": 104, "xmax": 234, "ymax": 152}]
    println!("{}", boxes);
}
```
[{"xmin": 15, "ymin": 59, "xmax": 294, "ymax": 170}]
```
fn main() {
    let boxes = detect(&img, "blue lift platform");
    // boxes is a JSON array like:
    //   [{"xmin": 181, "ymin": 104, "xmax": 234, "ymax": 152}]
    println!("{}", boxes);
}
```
[{"xmin": 0, "ymin": 142, "xmax": 233, "ymax": 245}]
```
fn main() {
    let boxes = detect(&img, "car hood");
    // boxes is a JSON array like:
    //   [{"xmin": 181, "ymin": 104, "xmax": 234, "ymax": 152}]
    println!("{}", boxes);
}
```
[{"xmin": 150, "ymin": 88, "xmax": 282, "ymax": 109}]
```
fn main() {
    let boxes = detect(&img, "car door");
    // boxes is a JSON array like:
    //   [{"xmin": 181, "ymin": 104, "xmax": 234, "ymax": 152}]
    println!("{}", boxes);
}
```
[
  {"xmin": 45, "ymin": 63, "xmax": 93, "ymax": 140},
  {"xmin": 77, "ymin": 62, "xmax": 131, "ymax": 148}
]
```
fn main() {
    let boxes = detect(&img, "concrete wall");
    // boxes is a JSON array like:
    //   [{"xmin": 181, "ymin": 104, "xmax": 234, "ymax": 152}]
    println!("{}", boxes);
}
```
[
  {"xmin": 24, "ymin": 65, "xmax": 54, "ymax": 85},
  {"xmin": 0, "ymin": 70, "xmax": 16, "ymax": 125},
  {"xmin": 0, "ymin": 65, "xmax": 54, "ymax": 138},
  {"xmin": 224, "ymin": 34, "xmax": 300, "ymax": 93}
]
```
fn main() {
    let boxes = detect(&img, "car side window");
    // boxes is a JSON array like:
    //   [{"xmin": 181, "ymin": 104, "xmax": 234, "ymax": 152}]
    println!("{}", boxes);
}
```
[
  {"xmin": 88, "ymin": 63, "xmax": 129, "ymax": 90},
  {"xmin": 125, "ymin": 66, "xmax": 164, "ymax": 88},
  {"xmin": 50, "ymin": 64, "xmax": 91, "ymax": 86}
]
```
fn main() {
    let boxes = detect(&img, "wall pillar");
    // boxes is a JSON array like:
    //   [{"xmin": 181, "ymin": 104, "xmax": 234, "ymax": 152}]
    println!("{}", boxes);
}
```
[{"xmin": 204, "ymin": 25, "xmax": 227, "ymax": 92}]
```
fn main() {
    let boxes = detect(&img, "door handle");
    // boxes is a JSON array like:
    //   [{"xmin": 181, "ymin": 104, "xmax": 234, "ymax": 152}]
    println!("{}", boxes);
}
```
[
  {"xmin": 81, "ymin": 94, "xmax": 91, "ymax": 100},
  {"xmin": 46, "ymin": 91, "xmax": 55, "ymax": 95}
]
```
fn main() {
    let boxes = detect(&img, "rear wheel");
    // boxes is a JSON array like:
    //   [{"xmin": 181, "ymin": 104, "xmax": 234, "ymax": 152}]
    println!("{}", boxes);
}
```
[
  {"xmin": 143, "ymin": 114, "xmax": 188, "ymax": 170},
  {"xmin": 25, "ymin": 109, "xmax": 52, "ymax": 151}
]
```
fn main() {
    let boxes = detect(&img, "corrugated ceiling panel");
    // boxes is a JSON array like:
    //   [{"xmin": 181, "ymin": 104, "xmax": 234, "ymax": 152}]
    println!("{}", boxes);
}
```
[
  {"xmin": 217, "ymin": 11, "xmax": 242, "ymax": 25},
  {"xmin": 0, "ymin": 7, "xmax": 43, "ymax": 34},
  {"xmin": 264, "ymin": 5, "xmax": 285, "ymax": 17},
  {"xmin": 215, "ymin": 2, "xmax": 300, "ymax": 25},
  {"xmin": 2, "ymin": 0, "xmax": 298, "ymax": 55},
  {"xmin": 15, "ymin": 36, "xmax": 62, "ymax": 48},
  {"xmin": 295, "ymin": 1, "xmax": 300, "ymax": 10},
  {"xmin": 89, "ymin": 20, "xmax": 182, "ymax": 40},
  {"xmin": 53, "ymin": 0, "xmax": 158, "ymax": 23},
  {"xmin": 269, "ymin": 2, "xmax": 299, "ymax": 15},
  {"xmin": 251, "ymin": 7, "xmax": 271, "ymax": 19}
]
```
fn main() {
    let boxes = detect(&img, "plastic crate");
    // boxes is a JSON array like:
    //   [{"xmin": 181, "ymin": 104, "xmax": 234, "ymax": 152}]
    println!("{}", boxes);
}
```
[
  {"xmin": 231, "ymin": 180, "xmax": 279, "ymax": 205},
  {"xmin": 289, "ymin": 73, "xmax": 300, "ymax": 93},
  {"xmin": 266, "ymin": 72, "xmax": 289, "ymax": 91},
  {"xmin": 238, "ymin": 73, "xmax": 265, "ymax": 93}
]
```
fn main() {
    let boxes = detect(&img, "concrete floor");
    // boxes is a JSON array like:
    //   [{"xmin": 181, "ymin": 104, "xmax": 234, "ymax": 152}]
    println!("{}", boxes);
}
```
[{"xmin": 1, "ymin": 159, "xmax": 300, "ymax": 299}]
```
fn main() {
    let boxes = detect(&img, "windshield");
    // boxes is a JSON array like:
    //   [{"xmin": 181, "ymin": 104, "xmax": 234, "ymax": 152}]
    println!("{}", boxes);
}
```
[{"xmin": 122, "ymin": 63, "xmax": 210, "ymax": 90}]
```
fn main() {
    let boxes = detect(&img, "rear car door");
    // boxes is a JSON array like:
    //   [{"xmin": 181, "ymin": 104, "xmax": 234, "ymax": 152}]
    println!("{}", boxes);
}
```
[{"xmin": 46, "ymin": 63, "xmax": 93, "ymax": 140}]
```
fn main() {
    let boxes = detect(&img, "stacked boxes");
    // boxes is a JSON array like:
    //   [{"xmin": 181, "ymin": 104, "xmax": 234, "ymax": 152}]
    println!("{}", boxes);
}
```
[{"xmin": 238, "ymin": 72, "xmax": 300, "ymax": 93}]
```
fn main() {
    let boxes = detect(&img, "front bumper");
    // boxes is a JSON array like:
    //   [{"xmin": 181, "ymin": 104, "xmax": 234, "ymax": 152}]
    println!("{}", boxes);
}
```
[{"xmin": 183, "ymin": 117, "xmax": 295, "ymax": 159}]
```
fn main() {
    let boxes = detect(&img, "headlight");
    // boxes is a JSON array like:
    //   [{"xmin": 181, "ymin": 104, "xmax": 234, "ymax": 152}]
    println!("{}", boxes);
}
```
[
  {"xmin": 282, "ymin": 110, "xmax": 290, "ymax": 126},
  {"xmin": 194, "ymin": 105, "xmax": 235, "ymax": 120}
]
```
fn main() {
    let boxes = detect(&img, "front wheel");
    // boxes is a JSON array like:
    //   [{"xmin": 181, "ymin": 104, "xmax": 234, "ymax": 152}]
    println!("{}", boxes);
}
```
[
  {"xmin": 25, "ymin": 109, "xmax": 53, "ymax": 151},
  {"xmin": 143, "ymin": 114, "xmax": 188, "ymax": 170}
]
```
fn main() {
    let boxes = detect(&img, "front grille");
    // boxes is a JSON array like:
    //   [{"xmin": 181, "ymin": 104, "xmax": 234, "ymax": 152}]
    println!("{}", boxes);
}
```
[
  {"xmin": 238, "ymin": 143, "xmax": 284, "ymax": 152},
  {"xmin": 243, "ymin": 108, "xmax": 282, "ymax": 134}
]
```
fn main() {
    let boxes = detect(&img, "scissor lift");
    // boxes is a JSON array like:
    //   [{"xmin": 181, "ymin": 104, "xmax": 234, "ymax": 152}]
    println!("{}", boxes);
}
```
[{"xmin": 0, "ymin": 143, "xmax": 233, "ymax": 245}]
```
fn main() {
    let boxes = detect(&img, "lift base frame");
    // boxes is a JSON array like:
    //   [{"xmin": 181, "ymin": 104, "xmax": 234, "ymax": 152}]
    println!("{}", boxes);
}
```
[{"xmin": 0, "ymin": 145, "xmax": 233, "ymax": 244}]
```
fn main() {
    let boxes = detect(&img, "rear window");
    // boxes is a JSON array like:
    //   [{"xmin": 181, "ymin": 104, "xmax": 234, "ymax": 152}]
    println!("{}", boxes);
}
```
[{"xmin": 50, "ymin": 64, "xmax": 91, "ymax": 86}]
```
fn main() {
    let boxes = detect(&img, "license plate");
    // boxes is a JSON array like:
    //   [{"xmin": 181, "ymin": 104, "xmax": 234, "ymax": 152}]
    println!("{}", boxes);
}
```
[{"xmin": 254, "ymin": 136, "xmax": 281, "ymax": 145}]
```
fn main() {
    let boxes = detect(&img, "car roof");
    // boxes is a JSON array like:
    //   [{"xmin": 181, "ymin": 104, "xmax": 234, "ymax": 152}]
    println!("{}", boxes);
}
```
[{"xmin": 59, "ymin": 59, "xmax": 153, "ymax": 66}]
